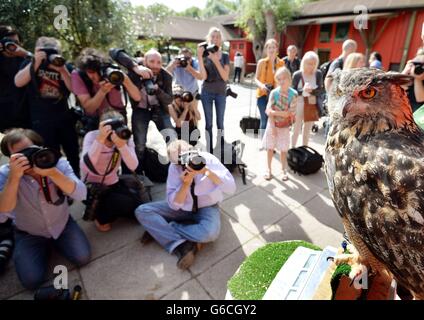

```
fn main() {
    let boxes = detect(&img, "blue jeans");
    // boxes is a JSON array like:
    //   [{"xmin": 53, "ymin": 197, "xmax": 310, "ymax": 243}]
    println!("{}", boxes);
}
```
[
  {"xmin": 200, "ymin": 90, "xmax": 227, "ymax": 153},
  {"xmin": 13, "ymin": 217, "xmax": 91, "ymax": 290},
  {"xmin": 257, "ymin": 95, "xmax": 269, "ymax": 131},
  {"xmin": 132, "ymin": 107, "xmax": 177, "ymax": 160},
  {"xmin": 135, "ymin": 200, "xmax": 221, "ymax": 253}
]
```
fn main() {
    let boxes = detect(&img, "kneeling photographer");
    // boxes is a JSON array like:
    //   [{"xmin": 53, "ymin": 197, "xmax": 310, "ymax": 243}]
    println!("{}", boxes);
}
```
[
  {"xmin": 110, "ymin": 48, "xmax": 177, "ymax": 164},
  {"xmin": 14, "ymin": 37, "xmax": 80, "ymax": 176},
  {"xmin": 81, "ymin": 109, "xmax": 149, "ymax": 232},
  {"xmin": 168, "ymin": 85, "xmax": 201, "ymax": 146},
  {"xmin": 71, "ymin": 48, "xmax": 141, "ymax": 133},
  {"xmin": 135, "ymin": 140, "xmax": 236, "ymax": 270},
  {"xmin": 0, "ymin": 128, "xmax": 90, "ymax": 290}
]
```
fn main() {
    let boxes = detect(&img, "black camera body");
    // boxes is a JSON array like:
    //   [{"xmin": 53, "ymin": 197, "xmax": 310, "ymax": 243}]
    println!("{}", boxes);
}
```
[
  {"xmin": 178, "ymin": 150, "xmax": 206, "ymax": 171},
  {"xmin": 413, "ymin": 62, "xmax": 424, "ymax": 76},
  {"xmin": 226, "ymin": 85, "xmax": 238, "ymax": 99},
  {"xmin": 83, "ymin": 183, "xmax": 108, "ymax": 221},
  {"xmin": 265, "ymin": 83, "xmax": 274, "ymax": 92},
  {"xmin": 143, "ymin": 79, "xmax": 157, "ymax": 95},
  {"xmin": 34, "ymin": 285, "xmax": 71, "ymax": 300},
  {"xmin": 100, "ymin": 64, "xmax": 125, "ymax": 86},
  {"xmin": 19, "ymin": 146, "xmax": 60, "ymax": 169},
  {"xmin": 176, "ymin": 55, "xmax": 189, "ymax": 68},
  {"xmin": 39, "ymin": 48, "xmax": 66, "ymax": 67},
  {"xmin": 198, "ymin": 42, "xmax": 219, "ymax": 58},
  {"xmin": 103, "ymin": 118, "xmax": 132, "ymax": 140}
]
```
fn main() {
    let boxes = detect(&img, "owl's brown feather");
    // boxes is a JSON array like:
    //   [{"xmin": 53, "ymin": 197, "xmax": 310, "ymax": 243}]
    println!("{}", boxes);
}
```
[{"xmin": 325, "ymin": 68, "xmax": 424, "ymax": 298}]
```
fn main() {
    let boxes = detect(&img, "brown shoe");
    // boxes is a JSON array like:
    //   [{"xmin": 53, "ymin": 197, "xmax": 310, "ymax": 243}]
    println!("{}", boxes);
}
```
[
  {"xmin": 175, "ymin": 241, "xmax": 198, "ymax": 270},
  {"xmin": 94, "ymin": 220, "xmax": 111, "ymax": 232},
  {"xmin": 140, "ymin": 231, "xmax": 154, "ymax": 245}
]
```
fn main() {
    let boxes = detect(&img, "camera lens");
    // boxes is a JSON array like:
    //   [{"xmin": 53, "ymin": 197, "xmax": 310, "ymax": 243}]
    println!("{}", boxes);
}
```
[
  {"xmin": 5, "ymin": 42, "xmax": 17, "ymax": 52},
  {"xmin": 189, "ymin": 155, "xmax": 206, "ymax": 171},
  {"xmin": 182, "ymin": 92, "xmax": 194, "ymax": 103},
  {"xmin": 49, "ymin": 54, "xmax": 66, "ymax": 67},
  {"xmin": 115, "ymin": 126, "xmax": 132, "ymax": 140},
  {"xmin": 144, "ymin": 79, "xmax": 156, "ymax": 95},
  {"xmin": 179, "ymin": 58, "xmax": 188, "ymax": 68},
  {"xmin": 33, "ymin": 149, "xmax": 60, "ymax": 169},
  {"xmin": 106, "ymin": 68, "xmax": 125, "ymax": 86},
  {"xmin": 415, "ymin": 64, "xmax": 424, "ymax": 75}
]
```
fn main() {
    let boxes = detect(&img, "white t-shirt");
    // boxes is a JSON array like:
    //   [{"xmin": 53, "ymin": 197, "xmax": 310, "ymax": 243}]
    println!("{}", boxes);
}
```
[{"xmin": 234, "ymin": 55, "xmax": 244, "ymax": 68}]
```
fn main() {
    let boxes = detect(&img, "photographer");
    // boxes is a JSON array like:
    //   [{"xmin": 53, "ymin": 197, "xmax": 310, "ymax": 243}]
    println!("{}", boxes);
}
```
[
  {"xmin": 14, "ymin": 37, "xmax": 80, "ymax": 176},
  {"xmin": 135, "ymin": 140, "xmax": 236, "ymax": 270},
  {"xmin": 110, "ymin": 48, "xmax": 176, "ymax": 162},
  {"xmin": 402, "ymin": 48, "xmax": 424, "ymax": 112},
  {"xmin": 168, "ymin": 85, "xmax": 201, "ymax": 146},
  {"xmin": 81, "ymin": 109, "xmax": 141, "ymax": 232},
  {"xmin": 0, "ymin": 128, "xmax": 90, "ymax": 290},
  {"xmin": 255, "ymin": 39, "xmax": 285, "ymax": 138},
  {"xmin": 71, "ymin": 48, "xmax": 141, "ymax": 130},
  {"xmin": 197, "ymin": 27, "xmax": 230, "ymax": 153},
  {"xmin": 0, "ymin": 25, "xmax": 31, "ymax": 132}
]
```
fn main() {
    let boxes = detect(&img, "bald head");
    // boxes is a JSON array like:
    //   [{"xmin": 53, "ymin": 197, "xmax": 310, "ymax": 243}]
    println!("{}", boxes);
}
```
[
  {"xmin": 342, "ymin": 39, "xmax": 357, "ymax": 56},
  {"xmin": 144, "ymin": 49, "xmax": 162, "ymax": 75}
]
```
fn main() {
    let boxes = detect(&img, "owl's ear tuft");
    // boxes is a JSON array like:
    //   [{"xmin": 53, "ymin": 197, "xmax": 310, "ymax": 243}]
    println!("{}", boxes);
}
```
[{"xmin": 376, "ymin": 72, "xmax": 414, "ymax": 87}]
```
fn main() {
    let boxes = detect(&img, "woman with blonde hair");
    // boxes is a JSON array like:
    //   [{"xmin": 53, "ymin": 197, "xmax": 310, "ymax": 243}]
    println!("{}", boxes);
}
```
[
  {"xmin": 197, "ymin": 27, "xmax": 230, "ymax": 153},
  {"xmin": 291, "ymin": 51, "xmax": 324, "ymax": 148},
  {"xmin": 255, "ymin": 39, "xmax": 285, "ymax": 137},
  {"xmin": 343, "ymin": 52, "xmax": 366, "ymax": 70}
]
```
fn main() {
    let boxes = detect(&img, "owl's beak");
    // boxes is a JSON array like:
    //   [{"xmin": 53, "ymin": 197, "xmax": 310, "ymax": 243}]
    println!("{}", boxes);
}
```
[{"xmin": 375, "ymin": 72, "xmax": 414, "ymax": 87}]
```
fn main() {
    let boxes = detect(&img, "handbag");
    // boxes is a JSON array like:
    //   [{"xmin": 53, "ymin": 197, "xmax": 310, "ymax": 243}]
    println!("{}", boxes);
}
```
[
  {"xmin": 272, "ymin": 88, "xmax": 295, "ymax": 128},
  {"xmin": 300, "ymin": 74, "xmax": 319, "ymax": 122}
]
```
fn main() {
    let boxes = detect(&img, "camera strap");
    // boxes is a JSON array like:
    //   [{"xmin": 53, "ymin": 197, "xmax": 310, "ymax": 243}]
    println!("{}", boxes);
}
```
[
  {"xmin": 39, "ymin": 176, "xmax": 66, "ymax": 206},
  {"xmin": 83, "ymin": 149, "xmax": 120, "ymax": 177}
]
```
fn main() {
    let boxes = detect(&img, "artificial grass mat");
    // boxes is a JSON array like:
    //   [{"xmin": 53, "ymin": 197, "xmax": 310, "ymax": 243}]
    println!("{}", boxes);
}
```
[{"xmin": 227, "ymin": 241, "xmax": 321, "ymax": 300}]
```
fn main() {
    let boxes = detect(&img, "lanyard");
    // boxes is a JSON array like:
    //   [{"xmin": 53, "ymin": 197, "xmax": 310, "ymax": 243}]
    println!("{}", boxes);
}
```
[{"xmin": 39, "ymin": 176, "xmax": 65, "ymax": 206}]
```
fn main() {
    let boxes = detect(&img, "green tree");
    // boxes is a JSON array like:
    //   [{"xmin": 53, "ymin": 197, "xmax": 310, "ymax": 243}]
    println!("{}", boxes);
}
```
[
  {"xmin": 237, "ymin": 0, "xmax": 306, "ymax": 61},
  {"xmin": 0, "ymin": 0, "xmax": 138, "ymax": 59},
  {"xmin": 177, "ymin": 6, "xmax": 203, "ymax": 19},
  {"xmin": 203, "ymin": 0, "xmax": 237, "ymax": 18}
]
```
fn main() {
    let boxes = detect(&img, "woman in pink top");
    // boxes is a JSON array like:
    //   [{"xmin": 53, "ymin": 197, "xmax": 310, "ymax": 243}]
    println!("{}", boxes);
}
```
[{"xmin": 81, "ymin": 109, "xmax": 139, "ymax": 232}]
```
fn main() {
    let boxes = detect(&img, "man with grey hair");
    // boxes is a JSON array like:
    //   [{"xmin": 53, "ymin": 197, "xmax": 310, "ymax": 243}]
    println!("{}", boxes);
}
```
[
  {"xmin": 283, "ymin": 45, "xmax": 300, "ymax": 75},
  {"xmin": 324, "ymin": 39, "xmax": 357, "ymax": 90}
]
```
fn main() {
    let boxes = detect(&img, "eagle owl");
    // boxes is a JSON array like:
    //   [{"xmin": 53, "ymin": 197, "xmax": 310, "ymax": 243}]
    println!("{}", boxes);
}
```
[{"xmin": 325, "ymin": 68, "xmax": 424, "ymax": 299}]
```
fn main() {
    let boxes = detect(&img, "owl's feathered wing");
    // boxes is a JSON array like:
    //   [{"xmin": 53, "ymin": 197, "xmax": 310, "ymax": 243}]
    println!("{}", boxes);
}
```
[{"xmin": 325, "ymin": 118, "xmax": 424, "ymax": 297}]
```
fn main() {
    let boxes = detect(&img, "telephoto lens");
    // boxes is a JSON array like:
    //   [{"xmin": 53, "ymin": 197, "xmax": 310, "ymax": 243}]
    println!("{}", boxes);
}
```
[
  {"xmin": 102, "ymin": 66, "xmax": 125, "ymax": 86},
  {"xmin": 40, "ymin": 48, "xmax": 66, "ymax": 67},
  {"xmin": 34, "ymin": 285, "xmax": 71, "ymax": 300},
  {"xmin": 182, "ymin": 91, "xmax": 194, "ymax": 103},
  {"xmin": 179, "ymin": 150, "xmax": 206, "ymax": 171},
  {"xmin": 19, "ymin": 146, "xmax": 60, "ymax": 169},
  {"xmin": 143, "ymin": 79, "xmax": 157, "ymax": 95}
]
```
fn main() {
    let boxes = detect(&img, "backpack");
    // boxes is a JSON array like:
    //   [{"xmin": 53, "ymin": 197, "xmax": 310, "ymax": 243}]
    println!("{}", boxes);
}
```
[
  {"xmin": 319, "ymin": 60, "xmax": 333, "ymax": 80},
  {"xmin": 141, "ymin": 147, "xmax": 170, "ymax": 183},
  {"xmin": 287, "ymin": 146, "xmax": 323, "ymax": 175},
  {"xmin": 216, "ymin": 140, "xmax": 247, "ymax": 185}
]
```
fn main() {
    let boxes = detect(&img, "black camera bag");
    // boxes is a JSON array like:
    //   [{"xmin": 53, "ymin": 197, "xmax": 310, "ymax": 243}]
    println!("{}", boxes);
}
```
[{"xmin": 287, "ymin": 146, "xmax": 323, "ymax": 175}]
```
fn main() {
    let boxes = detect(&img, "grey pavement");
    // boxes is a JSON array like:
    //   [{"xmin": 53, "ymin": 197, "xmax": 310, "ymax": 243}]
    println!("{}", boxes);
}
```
[{"xmin": 0, "ymin": 80, "xmax": 344, "ymax": 300}]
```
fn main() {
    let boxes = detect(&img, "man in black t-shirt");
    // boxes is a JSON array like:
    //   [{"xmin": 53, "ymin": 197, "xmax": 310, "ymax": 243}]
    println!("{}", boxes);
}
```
[
  {"xmin": 0, "ymin": 25, "xmax": 31, "ymax": 132},
  {"xmin": 14, "ymin": 37, "xmax": 80, "ymax": 175},
  {"xmin": 283, "ymin": 45, "xmax": 301, "ymax": 75}
]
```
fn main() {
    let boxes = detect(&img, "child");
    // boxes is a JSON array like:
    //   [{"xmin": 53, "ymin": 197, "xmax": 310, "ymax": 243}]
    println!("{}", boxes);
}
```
[
  {"xmin": 168, "ymin": 84, "xmax": 201, "ymax": 146},
  {"xmin": 262, "ymin": 67, "xmax": 297, "ymax": 181}
]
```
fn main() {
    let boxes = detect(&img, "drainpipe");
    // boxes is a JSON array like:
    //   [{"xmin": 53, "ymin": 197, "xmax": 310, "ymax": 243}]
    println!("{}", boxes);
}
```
[{"xmin": 400, "ymin": 10, "xmax": 417, "ymax": 71}]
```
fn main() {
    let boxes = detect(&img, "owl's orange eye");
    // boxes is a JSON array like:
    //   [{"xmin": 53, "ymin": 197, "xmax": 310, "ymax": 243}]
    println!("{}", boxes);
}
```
[{"xmin": 359, "ymin": 87, "xmax": 377, "ymax": 99}]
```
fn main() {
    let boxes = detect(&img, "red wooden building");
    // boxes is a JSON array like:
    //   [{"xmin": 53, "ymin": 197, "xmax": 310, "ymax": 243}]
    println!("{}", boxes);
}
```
[{"xmin": 281, "ymin": 0, "xmax": 424, "ymax": 71}]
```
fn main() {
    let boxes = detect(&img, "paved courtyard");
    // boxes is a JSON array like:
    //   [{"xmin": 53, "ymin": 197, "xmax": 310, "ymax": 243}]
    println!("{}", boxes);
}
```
[{"xmin": 0, "ymin": 80, "xmax": 344, "ymax": 300}]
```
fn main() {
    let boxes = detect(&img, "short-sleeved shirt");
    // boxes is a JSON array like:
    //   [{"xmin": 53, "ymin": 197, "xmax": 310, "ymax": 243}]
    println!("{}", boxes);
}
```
[
  {"xmin": 202, "ymin": 51, "xmax": 230, "ymax": 96},
  {"xmin": 173, "ymin": 58, "xmax": 199, "ymax": 94},
  {"xmin": 407, "ymin": 81, "xmax": 424, "ymax": 113},
  {"xmin": 71, "ymin": 70, "xmax": 125, "ymax": 116},
  {"xmin": 20, "ymin": 60, "xmax": 71, "ymax": 122},
  {"xmin": 282, "ymin": 57, "xmax": 300, "ymax": 75},
  {"xmin": 327, "ymin": 57, "xmax": 344, "ymax": 75}
]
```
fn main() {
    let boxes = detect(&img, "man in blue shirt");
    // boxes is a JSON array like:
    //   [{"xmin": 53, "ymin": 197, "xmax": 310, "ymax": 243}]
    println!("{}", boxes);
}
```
[{"xmin": 0, "ymin": 128, "xmax": 91, "ymax": 290}]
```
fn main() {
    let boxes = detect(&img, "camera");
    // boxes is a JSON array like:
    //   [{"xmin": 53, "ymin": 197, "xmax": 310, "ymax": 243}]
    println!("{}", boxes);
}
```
[
  {"xmin": 103, "ymin": 118, "xmax": 132, "ymax": 140},
  {"xmin": 265, "ymin": 83, "xmax": 274, "ymax": 92},
  {"xmin": 176, "ymin": 55, "xmax": 189, "ymax": 68},
  {"xmin": 83, "ymin": 183, "xmax": 109, "ymax": 221},
  {"xmin": 413, "ymin": 62, "xmax": 424, "ymax": 76},
  {"xmin": 19, "ymin": 146, "xmax": 60, "ymax": 169},
  {"xmin": 39, "ymin": 48, "xmax": 66, "ymax": 67},
  {"xmin": 175, "ymin": 91, "xmax": 194, "ymax": 103},
  {"xmin": 0, "ymin": 37, "xmax": 33, "ymax": 59},
  {"xmin": 226, "ymin": 85, "xmax": 238, "ymax": 99},
  {"xmin": 198, "ymin": 42, "xmax": 219, "ymax": 58},
  {"xmin": 100, "ymin": 64, "xmax": 125, "ymax": 86},
  {"xmin": 143, "ymin": 79, "xmax": 157, "ymax": 95},
  {"xmin": 178, "ymin": 150, "xmax": 206, "ymax": 171}
]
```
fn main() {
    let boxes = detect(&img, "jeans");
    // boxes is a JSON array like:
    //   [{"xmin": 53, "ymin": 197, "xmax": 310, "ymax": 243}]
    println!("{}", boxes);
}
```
[
  {"xmin": 31, "ymin": 112, "xmax": 80, "ymax": 177},
  {"xmin": 200, "ymin": 89, "xmax": 227, "ymax": 153},
  {"xmin": 233, "ymin": 67, "xmax": 242, "ymax": 83},
  {"xmin": 132, "ymin": 107, "xmax": 177, "ymax": 160},
  {"xmin": 257, "ymin": 95, "xmax": 269, "ymax": 131},
  {"xmin": 135, "ymin": 200, "xmax": 221, "ymax": 253},
  {"xmin": 13, "ymin": 216, "xmax": 91, "ymax": 290}
]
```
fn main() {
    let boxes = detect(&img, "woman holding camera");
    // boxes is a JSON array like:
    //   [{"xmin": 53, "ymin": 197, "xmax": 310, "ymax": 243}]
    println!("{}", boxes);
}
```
[
  {"xmin": 169, "ymin": 85, "xmax": 201, "ymax": 146},
  {"xmin": 198, "ymin": 27, "xmax": 230, "ymax": 153},
  {"xmin": 255, "ymin": 39, "xmax": 285, "ymax": 138},
  {"xmin": 81, "ymin": 109, "xmax": 140, "ymax": 232},
  {"xmin": 403, "ymin": 48, "xmax": 424, "ymax": 113}
]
